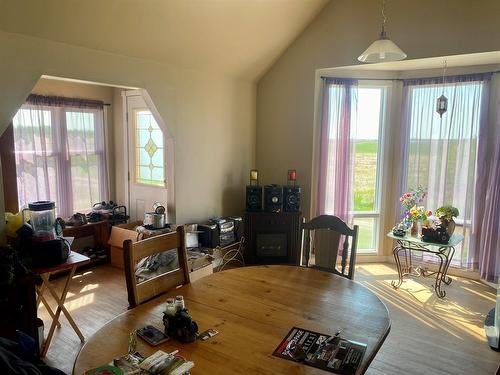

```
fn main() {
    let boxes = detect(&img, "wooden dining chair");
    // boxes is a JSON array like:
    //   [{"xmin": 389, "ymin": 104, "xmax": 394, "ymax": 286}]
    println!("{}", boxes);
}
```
[
  {"xmin": 123, "ymin": 226, "xmax": 190, "ymax": 309},
  {"xmin": 302, "ymin": 215, "xmax": 359, "ymax": 280}
]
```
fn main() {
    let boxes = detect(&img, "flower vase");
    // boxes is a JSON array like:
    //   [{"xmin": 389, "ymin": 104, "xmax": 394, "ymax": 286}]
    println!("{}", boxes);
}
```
[
  {"xmin": 410, "ymin": 222, "xmax": 418, "ymax": 237},
  {"xmin": 417, "ymin": 220, "xmax": 422, "ymax": 237},
  {"xmin": 410, "ymin": 221, "xmax": 422, "ymax": 237}
]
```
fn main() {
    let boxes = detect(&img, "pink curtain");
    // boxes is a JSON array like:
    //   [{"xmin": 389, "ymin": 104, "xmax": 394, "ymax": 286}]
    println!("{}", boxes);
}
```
[{"xmin": 317, "ymin": 78, "xmax": 357, "ymax": 222}]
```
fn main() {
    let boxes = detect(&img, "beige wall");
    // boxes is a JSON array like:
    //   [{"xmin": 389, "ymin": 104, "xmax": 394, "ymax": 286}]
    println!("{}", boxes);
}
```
[
  {"xmin": 31, "ymin": 78, "xmax": 116, "ymax": 200},
  {"xmin": 256, "ymin": 0, "xmax": 500, "ymax": 255},
  {"xmin": 0, "ymin": 30, "xmax": 255, "ymax": 239}
]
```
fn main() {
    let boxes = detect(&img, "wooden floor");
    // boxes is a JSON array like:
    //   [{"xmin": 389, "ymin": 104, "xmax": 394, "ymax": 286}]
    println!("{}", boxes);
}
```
[
  {"xmin": 40, "ymin": 263, "xmax": 499, "ymax": 374},
  {"xmin": 39, "ymin": 265, "xmax": 129, "ymax": 374}
]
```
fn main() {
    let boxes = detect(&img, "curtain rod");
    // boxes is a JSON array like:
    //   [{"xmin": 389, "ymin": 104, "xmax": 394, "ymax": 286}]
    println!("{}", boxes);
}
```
[{"xmin": 320, "ymin": 70, "xmax": 500, "ymax": 81}]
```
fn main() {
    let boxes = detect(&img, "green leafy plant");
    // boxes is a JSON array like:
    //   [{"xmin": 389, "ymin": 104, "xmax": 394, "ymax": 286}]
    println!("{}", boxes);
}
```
[{"xmin": 435, "ymin": 205, "xmax": 459, "ymax": 220}]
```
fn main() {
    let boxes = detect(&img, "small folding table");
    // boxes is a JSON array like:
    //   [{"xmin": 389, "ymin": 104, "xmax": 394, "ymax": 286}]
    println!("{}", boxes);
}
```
[{"xmin": 33, "ymin": 251, "xmax": 90, "ymax": 357}]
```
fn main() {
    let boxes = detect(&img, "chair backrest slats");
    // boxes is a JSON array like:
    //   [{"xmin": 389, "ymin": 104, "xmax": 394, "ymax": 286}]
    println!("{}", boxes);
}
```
[
  {"xmin": 123, "ymin": 226, "xmax": 190, "ymax": 309},
  {"xmin": 301, "ymin": 215, "xmax": 359, "ymax": 280}
]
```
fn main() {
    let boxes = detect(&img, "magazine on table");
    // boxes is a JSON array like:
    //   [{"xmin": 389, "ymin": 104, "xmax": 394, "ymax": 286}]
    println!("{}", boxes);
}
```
[{"xmin": 273, "ymin": 327, "xmax": 366, "ymax": 375}]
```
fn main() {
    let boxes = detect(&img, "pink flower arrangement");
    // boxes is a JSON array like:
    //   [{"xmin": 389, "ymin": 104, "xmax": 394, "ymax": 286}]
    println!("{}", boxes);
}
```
[{"xmin": 399, "ymin": 186, "xmax": 427, "ymax": 210}]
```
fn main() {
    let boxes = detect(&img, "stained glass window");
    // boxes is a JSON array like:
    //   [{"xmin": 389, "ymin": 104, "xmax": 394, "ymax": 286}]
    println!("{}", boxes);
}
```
[{"xmin": 134, "ymin": 110, "xmax": 165, "ymax": 186}]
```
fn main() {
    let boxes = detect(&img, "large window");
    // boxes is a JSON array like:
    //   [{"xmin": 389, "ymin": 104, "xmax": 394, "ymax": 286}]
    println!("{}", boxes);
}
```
[
  {"xmin": 12, "ymin": 96, "xmax": 108, "ymax": 217},
  {"xmin": 350, "ymin": 86, "xmax": 386, "ymax": 253},
  {"xmin": 319, "ymin": 79, "xmax": 387, "ymax": 254},
  {"xmin": 403, "ymin": 77, "xmax": 486, "ymax": 267}
]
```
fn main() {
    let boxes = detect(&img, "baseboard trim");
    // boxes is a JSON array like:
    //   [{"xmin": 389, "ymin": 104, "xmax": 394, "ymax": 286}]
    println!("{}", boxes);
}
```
[{"xmin": 356, "ymin": 255, "xmax": 391, "ymax": 263}]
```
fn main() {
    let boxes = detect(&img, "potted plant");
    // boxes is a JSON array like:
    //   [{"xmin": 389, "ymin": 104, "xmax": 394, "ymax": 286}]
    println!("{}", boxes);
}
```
[{"xmin": 435, "ymin": 206, "xmax": 459, "ymax": 235}]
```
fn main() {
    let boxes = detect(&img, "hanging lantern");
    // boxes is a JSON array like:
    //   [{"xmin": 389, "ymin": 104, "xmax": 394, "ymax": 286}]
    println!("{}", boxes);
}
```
[
  {"xmin": 436, "ymin": 59, "xmax": 448, "ymax": 118},
  {"xmin": 436, "ymin": 94, "xmax": 448, "ymax": 117}
]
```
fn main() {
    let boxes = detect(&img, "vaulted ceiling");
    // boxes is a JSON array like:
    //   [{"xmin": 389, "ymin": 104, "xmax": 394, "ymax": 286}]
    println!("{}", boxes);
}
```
[{"xmin": 0, "ymin": 0, "xmax": 329, "ymax": 80}]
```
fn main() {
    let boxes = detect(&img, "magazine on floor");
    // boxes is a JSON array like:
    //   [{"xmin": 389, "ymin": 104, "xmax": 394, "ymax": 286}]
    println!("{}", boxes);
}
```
[{"xmin": 273, "ymin": 327, "xmax": 366, "ymax": 375}]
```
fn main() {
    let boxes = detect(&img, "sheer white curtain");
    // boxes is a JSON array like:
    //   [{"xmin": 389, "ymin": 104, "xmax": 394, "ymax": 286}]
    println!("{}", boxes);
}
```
[
  {"xmin": 13, "ymin": 95, "xmax": 108, "ymax": 217},
  {"xmin": 400, "ymin": 74, "xmax": 490, "ymax": 269}
]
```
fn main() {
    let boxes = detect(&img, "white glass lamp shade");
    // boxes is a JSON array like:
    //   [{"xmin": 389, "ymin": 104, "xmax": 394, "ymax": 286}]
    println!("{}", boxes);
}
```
[{"xmin": 358, "ymin": 37, "xmax": 407, "ymax": 63}]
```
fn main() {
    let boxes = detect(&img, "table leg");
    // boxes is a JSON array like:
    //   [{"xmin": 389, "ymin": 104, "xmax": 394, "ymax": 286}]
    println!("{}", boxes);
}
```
[
  {"xmin": 391, "ymin": 245, "xmax": 404, "ymax": 289},
  {"xmin": 403, "ymin": 247, "xmax": 412, "ymax": 274},
  {"xmin": 440, "ymin": 246, "xmax": 455, "ymax": 286},
  {"xmin": 36, "ymin": 280, "xmax": 61, "ymax": 328},
  {"xmin": 433, "ymin": 252, "xmax": 447, "ymax": 298},
  {"xmin": 43, "ymin": 268, "xmax": 85, "ymax": 343},
  {"xmin": 41, "ymin": 266, "xmax": 84, "ymax": 357}
]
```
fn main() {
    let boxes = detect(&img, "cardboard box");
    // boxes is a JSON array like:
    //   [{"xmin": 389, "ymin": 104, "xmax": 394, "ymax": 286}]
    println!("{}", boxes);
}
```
[
  {"xmin": 108, "ymin": 221, "xmax": 143, "ymax": 268},
  {"xmin": 187, "ymin": 249, "xmax": 213, "ymax": 282},
  {"xmin": 189, "ymin": 262, "xmax": 213, "ymax": 283}
]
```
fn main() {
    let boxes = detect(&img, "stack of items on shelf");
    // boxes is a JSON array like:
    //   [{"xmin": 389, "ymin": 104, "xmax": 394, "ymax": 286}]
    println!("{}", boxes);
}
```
[
  {"xmin": 197, "ymin": 217, "xmax": 243, "ymax": 248},
  {"xmin": 186, "ymin": 217, "xmax": 244, "ymax": 276},
  {"xmin": 65, "ymin": 201, "xmax": 129, "ymax": 227}
]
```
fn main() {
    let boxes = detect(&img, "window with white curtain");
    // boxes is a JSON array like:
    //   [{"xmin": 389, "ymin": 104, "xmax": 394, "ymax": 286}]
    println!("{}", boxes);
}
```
[
  {"xmin": 318, "ymin": 79, "xmax": 388, "ymax": 254},
  {"xmin": 12, "ymin": 95, "xmax": 108, "ymax": 218},
  {"xmin": 402, "ymin": 75, "xmax": 488, "ymax": 267}
]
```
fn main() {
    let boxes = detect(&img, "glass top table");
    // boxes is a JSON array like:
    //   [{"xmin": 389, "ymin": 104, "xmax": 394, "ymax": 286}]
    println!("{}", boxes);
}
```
[
  {"xmin": 386, "ymin": 231, "xmax": 464, "ymax": 298},
  {"xmin": 386, "ymin": 232, "xmax": 464, "ymax": 248}
]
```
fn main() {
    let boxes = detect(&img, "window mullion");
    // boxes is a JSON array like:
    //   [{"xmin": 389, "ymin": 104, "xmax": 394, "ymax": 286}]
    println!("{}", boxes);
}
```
[{"xmin": 58, "ymin": 108, "xmax": 73, "ymax": 217}]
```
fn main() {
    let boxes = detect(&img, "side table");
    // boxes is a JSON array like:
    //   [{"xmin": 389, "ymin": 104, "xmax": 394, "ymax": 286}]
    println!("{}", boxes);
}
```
[
  {"xmin": 33, "ymin": 251, "xmax": 90, "ymax": 357},
  {"xmin": 387, "ymin": 232, "xmax": 464, "ymax": 298}
]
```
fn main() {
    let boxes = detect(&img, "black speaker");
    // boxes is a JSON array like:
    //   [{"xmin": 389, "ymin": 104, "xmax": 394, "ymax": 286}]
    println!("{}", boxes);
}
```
[
  {"xmin": 246, "ymin": 185, "xmax": 262, "ymax": 211},
  {"xmin": 230, "ymin": 216, "xmax": 244, "ymax": 240},
  {"xmin": 264, "ymin": 184, "xmax": 283, "ymax": 213},
  {"xmin": 283, "ymin": 186, "xmax": 301, "ymax": 212}
]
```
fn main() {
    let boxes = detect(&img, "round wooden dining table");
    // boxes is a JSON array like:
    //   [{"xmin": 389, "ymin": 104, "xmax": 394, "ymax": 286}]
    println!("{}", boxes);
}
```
[{"xmin": 73, "ymin": 265, "xmax": 390, "ymax": 374}]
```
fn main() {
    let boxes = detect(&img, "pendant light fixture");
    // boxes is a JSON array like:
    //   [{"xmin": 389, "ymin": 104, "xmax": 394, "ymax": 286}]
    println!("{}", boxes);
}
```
[
  {"xmin": 358, "ymin": 0, "xmax": 407, "ymax": 63},
  {"xmin": 436, "ymin": 60, "xmax": 448, "ymax": 118}
]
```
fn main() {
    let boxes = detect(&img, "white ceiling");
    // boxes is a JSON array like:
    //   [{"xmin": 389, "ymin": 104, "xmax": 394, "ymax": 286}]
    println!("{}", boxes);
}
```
[{"xmin": 0, "ymin": 0, "xmax": 329, "ymax": 80}]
